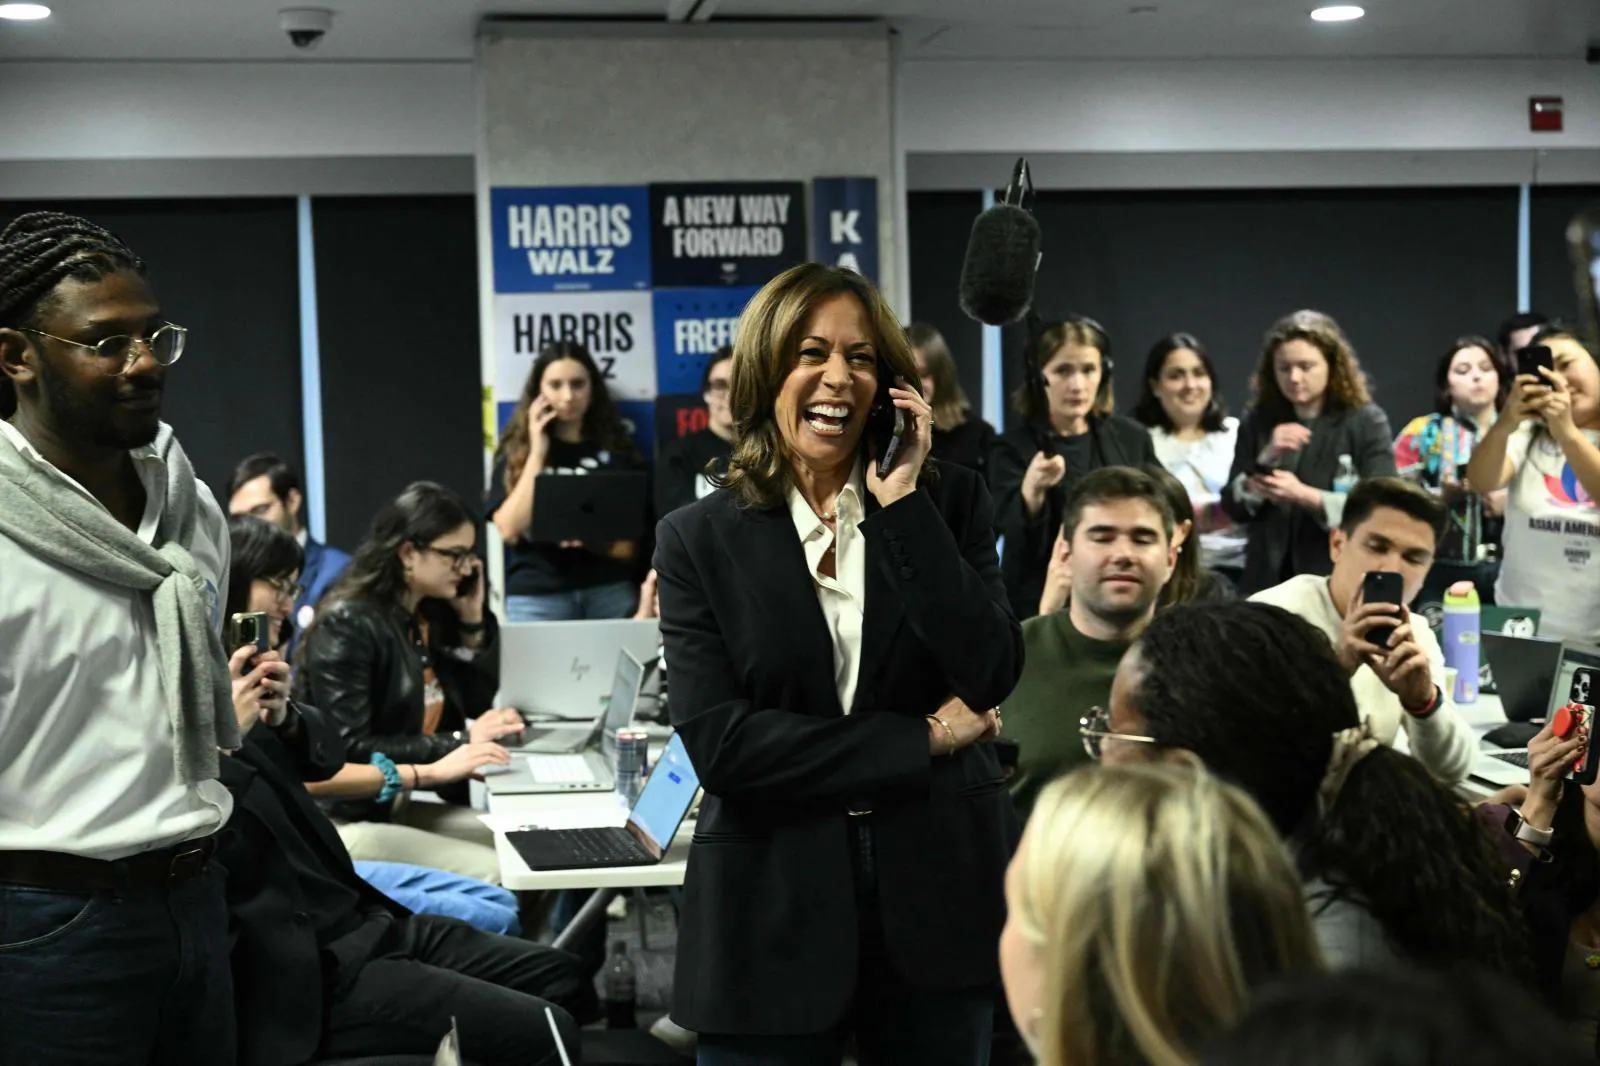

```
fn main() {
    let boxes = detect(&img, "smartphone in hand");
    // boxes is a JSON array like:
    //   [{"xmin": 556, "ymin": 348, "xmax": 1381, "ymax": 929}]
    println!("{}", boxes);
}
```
[
  {"xmin": 868, "ymin": 365, "xmax": 907, "ymax": 479},
  {"xmin": 228, "ymin": 611, "xmax": 270, "ymax": 655},
  {"xmin": 1362, "ymin": 571, "xmax": 1404, "ymax": 649},
  {"xmin": 1517, "ymin": 343, "xmax": 1555, "ymax": 381},
  {"xmin": 1564, "ymin": 666, "xmax": 1600, "ymax": 787}
]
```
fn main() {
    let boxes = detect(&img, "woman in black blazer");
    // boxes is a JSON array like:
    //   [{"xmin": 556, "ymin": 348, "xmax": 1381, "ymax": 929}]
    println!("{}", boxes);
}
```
[
  {"xmin": 1222, "ymin": 310, "xmax": 1397, "ymax": 595},
  {"xmin": 655, "ymin": 264, "xmax": 1023, "ymax": 1066},
  {"xmin": 989, "ymin": 315, "xmax": 1157, "ymax": 619}
]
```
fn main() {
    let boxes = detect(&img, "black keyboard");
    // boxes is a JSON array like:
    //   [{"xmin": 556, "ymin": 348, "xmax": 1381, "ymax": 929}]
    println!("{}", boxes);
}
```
[
  {"xmin": 508, "ymin": 826, "xmax": 652, "ymax": 870},
  {"xmin": 1490, "ymin": 750, "xmax": 1531, "ymax": 769}
]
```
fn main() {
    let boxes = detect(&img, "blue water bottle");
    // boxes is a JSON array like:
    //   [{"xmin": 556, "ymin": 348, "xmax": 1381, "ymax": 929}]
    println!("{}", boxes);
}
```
[{"xmin": 1442, "ymin": 581, "xmax": 1480, "ymax": 704}]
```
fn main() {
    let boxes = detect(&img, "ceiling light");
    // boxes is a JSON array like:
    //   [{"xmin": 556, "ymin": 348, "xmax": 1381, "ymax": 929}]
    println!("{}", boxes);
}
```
[
  {"xmin": 0, "ymin": 4, "xmax": 52, "ymax": 19},
  {"xmin": 1310, "ymin": 5, "xmax": 1364, "ymax": 21}
]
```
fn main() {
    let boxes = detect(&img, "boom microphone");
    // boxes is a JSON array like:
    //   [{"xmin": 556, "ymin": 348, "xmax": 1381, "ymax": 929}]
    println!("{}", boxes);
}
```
[{"xmin": 958, "ymin": 157, "xmax": 1041, "ymax": 326}]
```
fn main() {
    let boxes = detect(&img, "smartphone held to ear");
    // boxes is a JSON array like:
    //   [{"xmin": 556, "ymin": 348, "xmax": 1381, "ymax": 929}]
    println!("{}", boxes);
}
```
[
  {"xmin": 455, "ymin": 568, "xmax": 480, "ymax": 599},
  {"xmin": 1362, "ymin": 571, "xmax": 1404, "ymax": 648},
  {"xmin": 228, "ymin": 611, "xmax": 270, "ymax": 655},
  {"xmin": 868, "ymin": 367, "xmax": 908, "ymax": 479}
]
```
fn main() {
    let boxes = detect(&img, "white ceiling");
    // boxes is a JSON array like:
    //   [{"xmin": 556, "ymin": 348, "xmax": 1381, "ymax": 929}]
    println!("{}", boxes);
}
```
[{"xmin": 0, "ymin": 0, "xmax": 1595, "ymax": 62}]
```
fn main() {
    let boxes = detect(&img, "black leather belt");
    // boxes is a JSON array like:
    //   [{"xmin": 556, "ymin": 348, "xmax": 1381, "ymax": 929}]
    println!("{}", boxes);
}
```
[{"xmin": 0, "ymin": 837, "xmax": 216, "ymax": 891}]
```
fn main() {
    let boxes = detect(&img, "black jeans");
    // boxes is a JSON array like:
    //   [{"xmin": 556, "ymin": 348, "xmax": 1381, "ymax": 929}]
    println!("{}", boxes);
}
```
[
  {"xmin": 0, "ymin": 863, "xmax": 234, "ymax": 1066},
  {"xmin": 323, "ymin": 914, "xmax": 598, "ymax": 1066},
  {"xmin": 697, "ymin": 818, "xmax": 996, "ymax": 1066}
]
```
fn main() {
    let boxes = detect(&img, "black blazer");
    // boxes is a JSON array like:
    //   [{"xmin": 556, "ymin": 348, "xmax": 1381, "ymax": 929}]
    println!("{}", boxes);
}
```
[
  {"xmin": 216, "ymin": 710, "xmax": 409, "ymax": 1066},
  {"xmin": 989, "ymin": 413, "xmax": 1157, "ymax": 620},
  {"xmin": 653, "ymin": 462, "xmax": 1024, "ymax": 1036},
  {"xmin": 929, "ymin": 416, "xmax": 997, "ymax": 482},
  {"xmin": 1222, "ymin": 403, "xmax": 1396, "ymax": 595},
  {"xmin": 295, "ymin": 598, "xmax": 501, "ymax": 820}
]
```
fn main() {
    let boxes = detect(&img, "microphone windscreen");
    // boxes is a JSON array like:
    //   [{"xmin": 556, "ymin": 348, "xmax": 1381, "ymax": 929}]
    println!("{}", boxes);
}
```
[{"xmin": 958, "ymin": 204, "xmax": 1040, "ymax": 326}]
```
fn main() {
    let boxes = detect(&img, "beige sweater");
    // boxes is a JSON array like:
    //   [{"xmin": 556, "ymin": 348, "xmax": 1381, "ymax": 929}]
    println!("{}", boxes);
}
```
[{"xmin": 1250, "ymin": 574, "xmax": 1477, "ymax": 783}]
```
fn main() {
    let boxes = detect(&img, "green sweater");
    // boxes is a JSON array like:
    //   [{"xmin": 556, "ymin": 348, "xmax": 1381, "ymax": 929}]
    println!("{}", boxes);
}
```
[{"xmin": 1001, "ymin": 611, "xmax": 1132, "ymax": 822}]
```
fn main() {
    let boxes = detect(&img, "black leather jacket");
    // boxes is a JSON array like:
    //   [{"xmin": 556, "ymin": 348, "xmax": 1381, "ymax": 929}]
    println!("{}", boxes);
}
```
[{"xmin": 295, "ymin": 597, "xmax": 500, "ymax": 821}]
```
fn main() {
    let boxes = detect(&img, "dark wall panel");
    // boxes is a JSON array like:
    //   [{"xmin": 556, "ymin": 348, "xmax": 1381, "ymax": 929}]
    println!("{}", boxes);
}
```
[
  {"xmin": 1531, "ymin": 185, "xmax": 1600, "ymax": 332},
  {"xmin": 0, "ymin": 198, "xmax": 302, "ymax": 500},
  {"xmin": 996, "ymin": 187, "xmax": 1518, "ymax": 433},
  {"xmin": 314, "ymin": 196, "xmax": 481, "ymax": 550},
  {"xmin": 907, "ymin": 191, "xmax": 986, "ymax": 415}
]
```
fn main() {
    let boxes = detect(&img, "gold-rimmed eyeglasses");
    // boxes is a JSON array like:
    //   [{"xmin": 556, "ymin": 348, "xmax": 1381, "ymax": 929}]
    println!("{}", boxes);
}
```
[
  {"xmin": 20, "ymin": 322, "xmax": 187, "ymax": 377},
  {"xmin": 1079, "ymin": 706, "xmax": 1159, "ymax": 761}
]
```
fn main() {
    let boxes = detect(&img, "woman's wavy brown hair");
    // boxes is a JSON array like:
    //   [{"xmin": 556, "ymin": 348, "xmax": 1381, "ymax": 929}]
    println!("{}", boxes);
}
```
[
  {"xmin": 496, "ymin": 340, "xmax": 639, "ymax": 492},
  {"xmin": 906, "ymin": 322, "xmax": 970, "ymax": 429},
  {"xmin": 1250, "ymin": 310, "xmax": 1372, "ymax": 421},
  {"xmin": 718, "ymin": 263, "xmax": 931, "ymax": 511},
  {"xmin": 1012, "ymin": 316, "xmax": 1115, "ymax": 423}
]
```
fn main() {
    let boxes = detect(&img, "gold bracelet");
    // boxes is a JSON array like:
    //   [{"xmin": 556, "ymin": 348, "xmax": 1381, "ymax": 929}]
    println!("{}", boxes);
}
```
[{"xmin": 927, "ymin": 714, "xmax": 958, "ymax": 757}]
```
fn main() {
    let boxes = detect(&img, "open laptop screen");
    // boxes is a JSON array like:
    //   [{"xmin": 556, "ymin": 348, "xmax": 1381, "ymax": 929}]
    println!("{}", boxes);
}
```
[
  {"xmin": 627, "ymin": 733, "xmax": 699, "ymax": 854},
  {"xmin": 598, "ymin": 649, "xmax": 645, "ymax": 760}
]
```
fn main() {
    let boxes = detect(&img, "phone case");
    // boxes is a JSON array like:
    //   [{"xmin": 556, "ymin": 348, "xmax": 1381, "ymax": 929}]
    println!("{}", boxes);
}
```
[
  {"xmin": 869, "ymin": 365, "xmax": 906, "ymax": 478},
  {"xmin": 1565, "ymin": 667, "xmax": 1599, "ymax": 786},
  {"xmin": 1363, "ymin": 572, "xmax": 1403, "ymax": 648}
]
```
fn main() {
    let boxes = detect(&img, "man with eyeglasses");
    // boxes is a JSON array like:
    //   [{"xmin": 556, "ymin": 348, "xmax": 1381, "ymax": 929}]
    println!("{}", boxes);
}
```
[
  {"xmin": 997, "ymin": 466, "xmax": 1177, "ymax": 821},
  {"xmin": 226, "ymin": 451, "xmax": 352, "ymax": 649},
  {"xmin": 0, "ymin": 211, "xmax": 238, "ymax": 1063},
  {"xmin": 654, "ymin": 344, "xmax": 736, "ymax": 517}
]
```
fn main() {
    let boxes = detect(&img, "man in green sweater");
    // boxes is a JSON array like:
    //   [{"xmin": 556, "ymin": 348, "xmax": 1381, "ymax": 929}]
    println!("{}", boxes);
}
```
[{"xmin": 1002, "ymin": 466, "xmax": 1176, "ymax": 820}]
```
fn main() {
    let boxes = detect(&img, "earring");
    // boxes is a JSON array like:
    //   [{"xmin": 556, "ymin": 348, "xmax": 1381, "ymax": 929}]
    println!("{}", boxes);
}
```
[{"xmin": 404, "ymin": 564, "xmax": 413, "ymax": 579}]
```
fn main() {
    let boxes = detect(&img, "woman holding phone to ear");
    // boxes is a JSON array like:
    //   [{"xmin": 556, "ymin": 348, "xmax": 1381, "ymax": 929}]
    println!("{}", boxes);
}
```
[
  {"xmin": 296, "ymin": 482, "xmax": 522, "ymax": 875},
  {"xmin": 655, "ymin": 263, "xmax": 1022, "ymax": 1066},
  {"xmin": 489, "ymin": 340, "xmax": 646, "ymax": 622},
  {"xmin": 1467, "ymin": 324, "xmax": 1600, "ymax": 644}
]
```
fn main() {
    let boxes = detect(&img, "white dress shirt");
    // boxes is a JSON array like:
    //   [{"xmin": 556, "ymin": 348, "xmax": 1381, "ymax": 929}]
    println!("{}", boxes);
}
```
[
  {"xmin": 0, "ymin": 419, "xmax": 233, "ymax": 860},
  {"xmin": 1250, "ymin": 573, "xmax": 1477, "ymax": 783},
  {"xmin": 788, "ymin": 468, "xmax": 868, "ymax": 715}
]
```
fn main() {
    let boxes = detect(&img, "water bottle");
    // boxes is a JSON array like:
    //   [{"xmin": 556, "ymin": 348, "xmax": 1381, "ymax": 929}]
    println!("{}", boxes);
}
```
[
  {"xmin": 1442, "ymin": 581, "xmax": 1481, "ymax": 705},
  {"xmin": 603, "ymin": 939, "xmax": 637, "ymax": 1029},
  {"xmin": 1332, "ymin": 453, "xmax": 1358, "ymax": 494}
]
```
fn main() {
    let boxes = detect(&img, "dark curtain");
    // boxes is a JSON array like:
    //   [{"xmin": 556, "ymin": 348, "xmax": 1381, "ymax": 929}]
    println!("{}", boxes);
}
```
[{"xmin": 908, "ymin": 191, "xmax": 987, "ymax": 417}]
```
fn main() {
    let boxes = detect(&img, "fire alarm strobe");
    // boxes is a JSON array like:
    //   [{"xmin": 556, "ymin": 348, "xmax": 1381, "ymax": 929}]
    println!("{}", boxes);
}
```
[{"xmin": 1531, "ymin": 96, "xmax": 1564, "ymax": 133}]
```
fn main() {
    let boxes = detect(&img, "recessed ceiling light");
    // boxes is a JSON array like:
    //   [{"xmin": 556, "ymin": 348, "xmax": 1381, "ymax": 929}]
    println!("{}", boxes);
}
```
[
  {"xmin": 1310, "ymin": 5, "xmax": 1365, "ymax": 21},
  {"xmin": 0, "ymin": 3, "xmax": 52, "ymax": 19}
]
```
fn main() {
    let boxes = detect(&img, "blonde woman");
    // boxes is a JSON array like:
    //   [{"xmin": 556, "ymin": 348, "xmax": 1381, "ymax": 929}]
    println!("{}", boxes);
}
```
[{"xmin": 1000, "ymin": 762, "xmax": 1322, "ymax": 1066}]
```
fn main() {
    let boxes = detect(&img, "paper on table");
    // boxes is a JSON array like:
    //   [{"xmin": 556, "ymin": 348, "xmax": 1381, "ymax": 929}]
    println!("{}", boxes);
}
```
[{"xmin": 479, "ymin": 805, "xmax": 629, "ymax": 834}]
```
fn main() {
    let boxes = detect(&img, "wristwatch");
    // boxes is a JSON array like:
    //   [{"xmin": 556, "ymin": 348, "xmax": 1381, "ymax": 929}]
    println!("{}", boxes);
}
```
[{"xmin": 1504, "ymin": 806, "xmax": 1555, "ymax": 849}]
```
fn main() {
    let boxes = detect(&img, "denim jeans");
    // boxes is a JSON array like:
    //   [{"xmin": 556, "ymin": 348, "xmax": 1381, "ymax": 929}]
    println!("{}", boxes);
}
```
[
  {"xmin": 0, "ymin": 863, "xmax": 235, "ymax": 1066},
  {"xmin": 505, "ymin": 580, "xmax": 638, "ymax": 622}
]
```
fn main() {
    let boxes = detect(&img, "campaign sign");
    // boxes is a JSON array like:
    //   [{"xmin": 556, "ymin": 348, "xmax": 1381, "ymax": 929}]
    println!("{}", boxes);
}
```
[
  {"xmin": 654, "ymin": 392, "xmax": 711, "ymax": 457},
  {"xmin": 651, "ymin": 286, "xmax": 758, "ymax": 395},
  {"xmin": 649, "ymin": 181, "xmax": 806, "ymax": 288},
  {"xmin": 493, "ymin": 290, "xmax": 657, "ymax": 405},
  {"xmin": 812, "ymin": 177, "xmax": 879, "ymax": 282},
  {"xmin": 490, "ymin": 186, "xmax": 652, "ymax": 293}
]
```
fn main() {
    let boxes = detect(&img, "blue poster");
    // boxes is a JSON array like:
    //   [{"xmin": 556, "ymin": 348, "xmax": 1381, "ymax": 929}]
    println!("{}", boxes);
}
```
[
  {"xmin": 812, "ymin": 177, "xmax": 879, "ymax": 282},
  {"xmin": 649, "ymin": 182, "xmax": 806, "ymax": 289},
  {"xmin": 490, "ymin": 186, "xmax": 652, "ymax": 293},
  {"xmin": 651, "ymin": 286, "xmax": 759, "ymax": 395}
]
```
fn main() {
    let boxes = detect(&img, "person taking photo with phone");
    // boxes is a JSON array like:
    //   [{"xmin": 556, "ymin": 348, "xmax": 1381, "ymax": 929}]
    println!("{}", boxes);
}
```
[
  {"xmin": 297, "ymin": 482, "xmax": 524, "ymax": 880},
  {"xmin": 1224, "ymin": 310, "xmax": 1396, "ymax": 595},
  {"xmin": 989, "ymin": 315, "xmax": 1156, "ymax": 621},
  {"xmin": 489, "ymin": 340, "xmax": 646, "ymax": 621},
  {"xmin": 1466, "ymin": 324, "xmax": 1600, "ymax": 644},
  {"xmin": 654, "ymin": 263, "xmax": 1023, "ymax": 1066},
  {"xmin": 1250, "ymin": 477, "xmax": 1476, "ymax": 784}
]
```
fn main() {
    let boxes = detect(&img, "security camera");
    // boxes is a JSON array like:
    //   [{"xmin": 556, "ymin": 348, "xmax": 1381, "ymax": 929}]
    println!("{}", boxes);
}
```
[{"xmin": 280, "ymin": 7, "xmax": 333, "ymax": 50}]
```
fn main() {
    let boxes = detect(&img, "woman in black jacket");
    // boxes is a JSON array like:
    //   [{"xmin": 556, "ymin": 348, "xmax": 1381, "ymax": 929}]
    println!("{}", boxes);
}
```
[
  {"xmin": 656, "ymin": 264, "xmax": 1022, "ymax": 1066},
  {"xmin": 989, "ymin": 314, "xmax": 1156, "ymax": 620},
  {"xmin": 1223, "ymin": 310, "xmax": 1396, "ymax": 595},
  {"xmin": 296, "ymin": 482, "xmax": 524, "ymax": 865},
  {"xmin": 906, "ymin": 322, "xmax": 996, "ymax": 479}
]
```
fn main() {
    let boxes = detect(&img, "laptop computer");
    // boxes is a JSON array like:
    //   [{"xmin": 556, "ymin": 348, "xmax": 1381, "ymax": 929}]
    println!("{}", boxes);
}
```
[
  {"xmin": 1478, "ymin": 606, "xmax": 1542, "ymax": 694},
  {"xmin": 506, "ymin": 732, "xmax": 700, "ymax": 871},
  {"xmin": 1473, "ymin": 636, "xmax": 1571, "ymax": 785},
  {"xmin": 529, "ymin": 470, "xmax": 650, "ymax": 544},
  {"xmin": 485, "ymin": 648, "xmax": 646, "ymax": 795},
  {"xmin": 497, "ymin": 619, "xmax": 660, "ymax": 724}
]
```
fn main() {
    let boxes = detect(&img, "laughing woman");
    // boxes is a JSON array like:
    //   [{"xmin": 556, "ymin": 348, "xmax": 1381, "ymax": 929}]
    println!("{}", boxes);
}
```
[{"xmin": 655, "ymin": 263, "xmax": 1023, "ymax": 1066}]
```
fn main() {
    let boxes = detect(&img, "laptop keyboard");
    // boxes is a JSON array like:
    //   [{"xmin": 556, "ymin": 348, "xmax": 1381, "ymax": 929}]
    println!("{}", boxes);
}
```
[
  {"xmin": 557, "ymin": 827, "xmax": 645, "ymax": 864},
  {"xmin": 526, "ymin": 754, "xmax": 599, "ymax": 784},
  {"xmin": 1490, "ymin": 750, "xmax": 1531, "ymax": 769}
]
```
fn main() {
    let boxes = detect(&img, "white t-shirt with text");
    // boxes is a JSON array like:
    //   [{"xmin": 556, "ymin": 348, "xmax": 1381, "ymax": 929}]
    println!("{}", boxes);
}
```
[{"xmin": 1495, "ymin": 423, "xmax": 1600, "ymax": 643}]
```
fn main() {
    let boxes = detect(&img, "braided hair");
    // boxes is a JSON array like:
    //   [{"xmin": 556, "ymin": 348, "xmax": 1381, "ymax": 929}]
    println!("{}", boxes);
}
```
[{"xmin": 0, "ymin": 212, "xmax": 146, "ymax": 418}]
